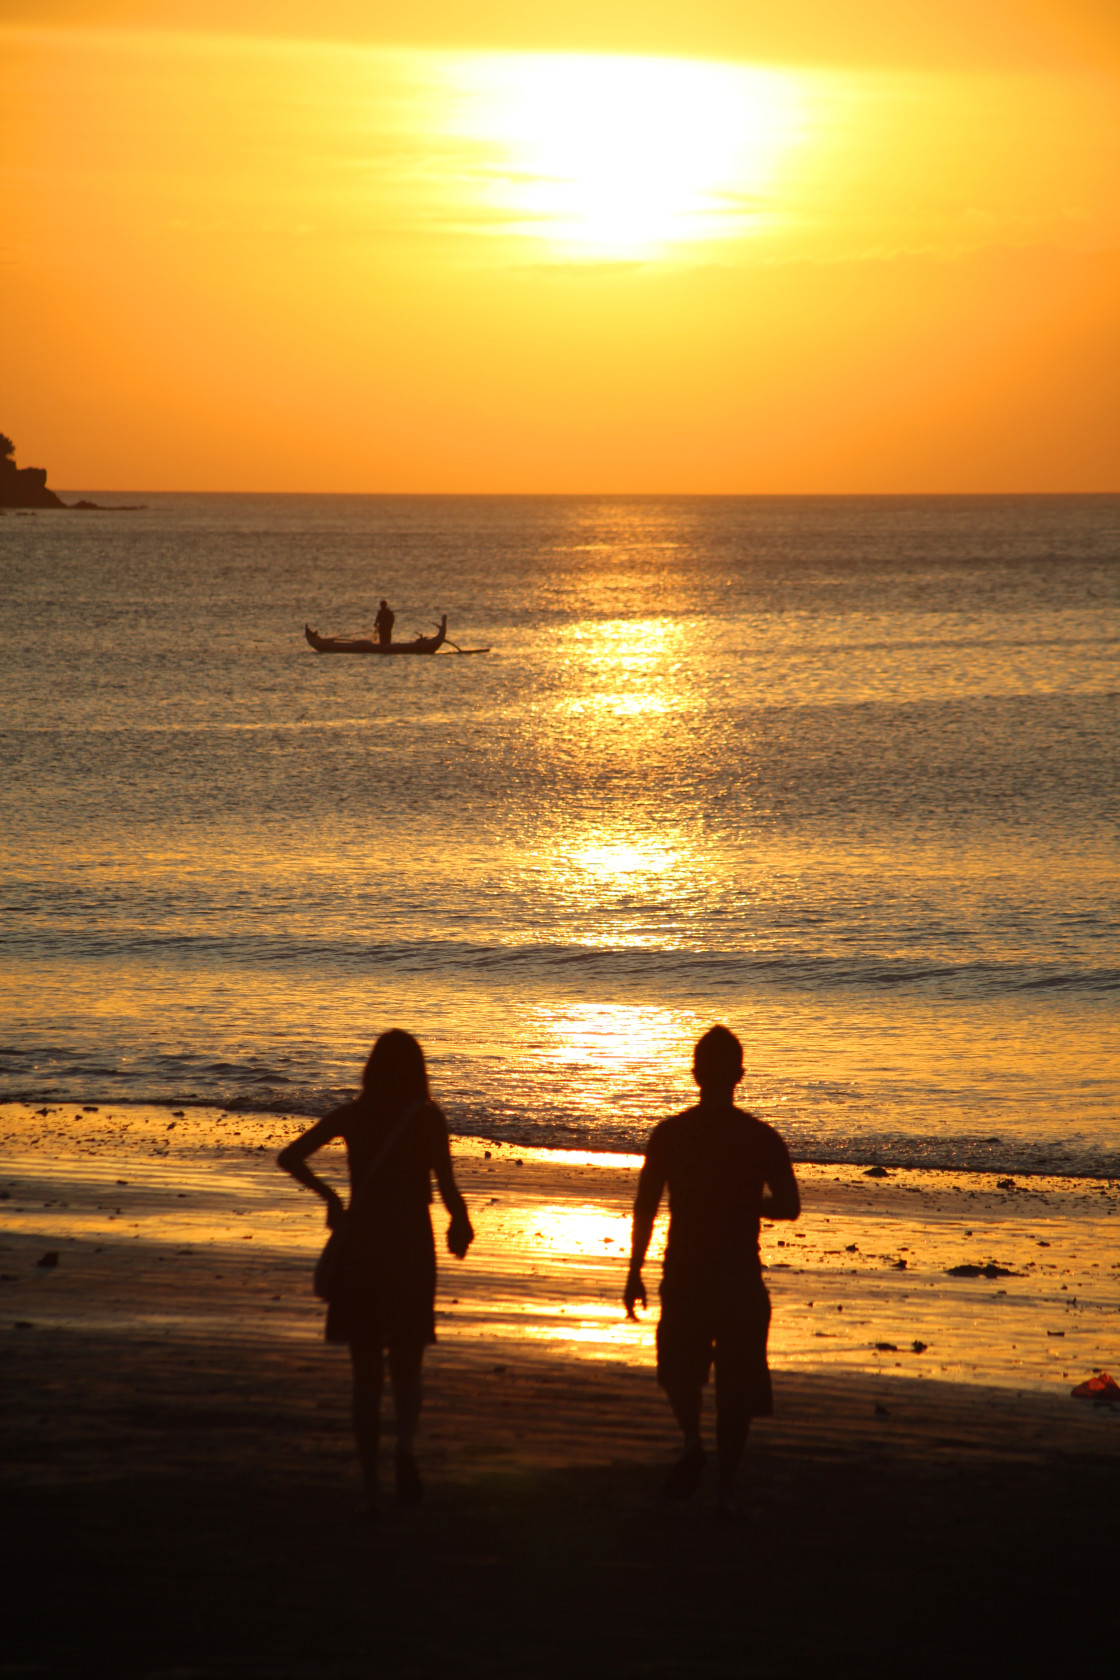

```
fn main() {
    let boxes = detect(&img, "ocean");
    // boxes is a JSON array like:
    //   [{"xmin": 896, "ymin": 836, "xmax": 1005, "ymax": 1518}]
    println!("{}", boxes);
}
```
[{"xmin": 3, "ymin": 493, "xmax": 1118, "ymax": 1177}]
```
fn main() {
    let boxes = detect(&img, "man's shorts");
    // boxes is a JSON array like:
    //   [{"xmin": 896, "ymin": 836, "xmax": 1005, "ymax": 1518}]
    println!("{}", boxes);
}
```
[{"xmin": 656, "ymin": 1278, "xmax": 773, "ymax": 1416}]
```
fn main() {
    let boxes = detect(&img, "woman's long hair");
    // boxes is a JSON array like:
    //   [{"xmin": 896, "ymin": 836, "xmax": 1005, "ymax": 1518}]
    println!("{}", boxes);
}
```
[{"xmin": 361, "ymin": 1029, "xmax": 431, "ymax": 1117}]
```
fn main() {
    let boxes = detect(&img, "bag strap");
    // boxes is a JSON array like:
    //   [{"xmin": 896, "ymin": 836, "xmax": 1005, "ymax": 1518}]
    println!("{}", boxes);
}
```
[{"xmin": 345, "ymin": 1097, "xmax": 429, "ymax": 1217}]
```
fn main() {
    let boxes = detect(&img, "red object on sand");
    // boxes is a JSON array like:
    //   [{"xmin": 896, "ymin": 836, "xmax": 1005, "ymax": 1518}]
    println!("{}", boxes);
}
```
[{"xmin": 1071, "ymin": 1372, "xmax": 1120, "ymax": 1404}]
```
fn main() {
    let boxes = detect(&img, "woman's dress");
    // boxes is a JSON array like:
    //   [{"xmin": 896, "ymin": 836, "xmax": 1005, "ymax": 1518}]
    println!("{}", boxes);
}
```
[{"xmin": 324, "ymin": 1099, "xmax": 450, "ymax": 1349}]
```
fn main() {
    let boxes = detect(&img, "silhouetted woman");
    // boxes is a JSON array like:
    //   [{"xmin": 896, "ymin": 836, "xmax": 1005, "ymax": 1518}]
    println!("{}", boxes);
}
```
[{"xmin": 278, "ymin": 1030, "xmax": 473, "ymax": 1510}]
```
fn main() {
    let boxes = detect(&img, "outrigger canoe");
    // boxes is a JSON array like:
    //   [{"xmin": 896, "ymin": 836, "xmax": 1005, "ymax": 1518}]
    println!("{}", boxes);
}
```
[{"xmin": 305, "ymin": 615, "xmax": 448, "ymax": 655}]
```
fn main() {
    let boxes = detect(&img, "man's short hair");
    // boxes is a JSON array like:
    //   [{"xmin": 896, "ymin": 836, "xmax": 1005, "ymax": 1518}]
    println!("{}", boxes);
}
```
[{"xmin": 692, "ymin": 1025, "xmax": 744, "ymax": 1086}]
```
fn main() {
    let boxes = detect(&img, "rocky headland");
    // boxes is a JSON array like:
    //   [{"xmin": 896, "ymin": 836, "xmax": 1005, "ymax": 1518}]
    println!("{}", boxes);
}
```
[
  {"xmin": 0, "ymin": 433, "xmax": 144, "ymax": 509},
  {"xmin": 0, "ymin": 433, "xmax": 66, "ymax": 507}
]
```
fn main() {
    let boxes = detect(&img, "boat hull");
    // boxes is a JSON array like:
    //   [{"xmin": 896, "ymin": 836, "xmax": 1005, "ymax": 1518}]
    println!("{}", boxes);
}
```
[{"xmin": 305, "ymin": 617, "xmax": 447, "ymax": 655}]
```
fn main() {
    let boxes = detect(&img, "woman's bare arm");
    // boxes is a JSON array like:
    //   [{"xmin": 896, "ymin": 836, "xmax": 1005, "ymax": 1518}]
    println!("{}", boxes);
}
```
[
  {"xmin": 430, "ymin": 1111, "xmax": 473, "ymax": 1258},
  {"xmin": 277, "ymin": 1112, "xmax": 348, "ymax": 1229}
]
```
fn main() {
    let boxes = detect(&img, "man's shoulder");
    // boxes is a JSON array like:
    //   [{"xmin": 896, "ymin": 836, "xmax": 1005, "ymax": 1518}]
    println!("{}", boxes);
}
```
[
  {"xmin": 647, "ymin": 1105, "xmax": 788, "ymax": 1153},
  {"xmin": 645, "ymin": 1106, "xmax": 702, "ymax": 1149},
  {"xmin": 738, "ymin": 1112, "xmax": 792, "ymax": 1160}
]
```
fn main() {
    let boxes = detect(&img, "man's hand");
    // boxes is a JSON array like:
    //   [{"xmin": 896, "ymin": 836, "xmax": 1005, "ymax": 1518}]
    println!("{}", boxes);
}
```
[
  {"xmin": 324, "ymin": 1192, "xmax": 346, "ymax": 1232},
  {"xmin": 623, "ymin": 1262, "xmax": 646, "ymax": 1320}
]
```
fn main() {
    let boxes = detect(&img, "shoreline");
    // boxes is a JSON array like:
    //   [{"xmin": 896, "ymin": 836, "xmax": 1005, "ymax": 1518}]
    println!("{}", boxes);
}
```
[
  {"xmin": 4, "ymin": 1092, "xmax": 1117, "ymax": 1183},
  {"xmin": 2, "ymin": 1100, "xmax": 1117, "ymax": 1397}
]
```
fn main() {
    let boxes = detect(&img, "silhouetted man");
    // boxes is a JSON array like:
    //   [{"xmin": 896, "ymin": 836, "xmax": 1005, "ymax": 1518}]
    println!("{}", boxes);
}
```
[
  {"xmin": 624, "ymin": 1025, "xmax": 800, "ymax": 1513},
  {"xmin": 374, "ymin": 599, "xmax": 395, "ymax": 646}
]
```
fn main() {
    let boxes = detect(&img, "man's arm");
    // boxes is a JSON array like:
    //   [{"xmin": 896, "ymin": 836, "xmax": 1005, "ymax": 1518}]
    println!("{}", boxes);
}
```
[
  {"xmin": 624, "ymin": 1138, "xmax": 666, "ymax": 1318},
  {"xmin": 759, "ymin": 1131, "xmax": 800, "ymax": 1221}
]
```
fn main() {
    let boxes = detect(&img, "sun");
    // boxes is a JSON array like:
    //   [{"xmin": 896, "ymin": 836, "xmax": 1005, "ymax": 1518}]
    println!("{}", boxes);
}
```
[{"xmin": 443, "ymin": 53, "xmax": 808, "ymax": 261}]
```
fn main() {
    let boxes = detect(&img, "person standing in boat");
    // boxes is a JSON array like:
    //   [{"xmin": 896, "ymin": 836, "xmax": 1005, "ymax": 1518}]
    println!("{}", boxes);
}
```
[
  {"xmin": 374, "ymin": 599, "xmax": 395, "ymax": 646},
  {"xmin": 278, "ymin": 1029, "xmax": 474, "ymax": 1510}
]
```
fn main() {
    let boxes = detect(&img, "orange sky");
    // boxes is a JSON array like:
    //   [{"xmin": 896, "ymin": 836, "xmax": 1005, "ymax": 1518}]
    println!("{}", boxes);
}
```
[{"xmin": 3, "ymin": 1, "xmax": 1118, "ymax": 491}]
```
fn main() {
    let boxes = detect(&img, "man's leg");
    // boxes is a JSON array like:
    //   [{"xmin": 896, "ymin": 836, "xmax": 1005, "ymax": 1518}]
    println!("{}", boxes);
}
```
[
  {"xmin": 713, "ymin": 1288, "xmax": 771, "ymax": 1513},
  {"xmin": 661, "ymin": 1378, "xmax": 706, "ymax": 1498},
  {"xmin": 663, "ymin": 1378, "xmax": 702, "ymax": 1450},
  {"xmin": 658, "ymin": 1301, "xmax": 709, "ymax": 1500},
  {"xmin": 713, "ymin": 1375, "xmax": 751, "ymax": 1511}
]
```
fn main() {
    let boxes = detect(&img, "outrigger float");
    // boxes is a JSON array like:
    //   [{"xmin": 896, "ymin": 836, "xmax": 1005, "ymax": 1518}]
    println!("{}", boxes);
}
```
[{"xmin": 304, "ymin": 616, "xmax": 489, "ymax": 656}]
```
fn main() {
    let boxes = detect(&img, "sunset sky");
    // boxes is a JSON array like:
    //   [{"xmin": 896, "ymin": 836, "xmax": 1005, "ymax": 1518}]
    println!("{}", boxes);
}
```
[{"xmin": 3, "ymin": 1, "xmax": 1118, "ymax": 491}]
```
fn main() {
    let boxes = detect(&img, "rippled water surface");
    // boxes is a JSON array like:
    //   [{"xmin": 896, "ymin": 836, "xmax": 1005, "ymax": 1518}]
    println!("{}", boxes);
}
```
[{"xmin": 3, "ymin": 494, "xmax": 1118, "ymax": 1173}]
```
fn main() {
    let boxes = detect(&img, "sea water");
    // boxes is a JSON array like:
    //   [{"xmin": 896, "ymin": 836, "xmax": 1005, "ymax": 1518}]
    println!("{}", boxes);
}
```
[{"xmin": 2, "ymin": 494, "xmax": 1118, "ymax": 1176}]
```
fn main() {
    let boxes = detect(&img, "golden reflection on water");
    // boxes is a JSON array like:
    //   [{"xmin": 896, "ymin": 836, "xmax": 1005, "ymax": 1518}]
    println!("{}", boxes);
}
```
[
  {"xmin": 571, "ymin": 837, "xmax": 673, "ymax": 882},
  {"xmin": 525, "ymin": 1000, "xmax": 697, "ymax": 1088},
  {"xmin": 562, "ymin": 694, "xmax": 670, "ymax": 719},
  {"xmin": 540, "ymin": 820, "xmax": 705, "ymax": 950}
]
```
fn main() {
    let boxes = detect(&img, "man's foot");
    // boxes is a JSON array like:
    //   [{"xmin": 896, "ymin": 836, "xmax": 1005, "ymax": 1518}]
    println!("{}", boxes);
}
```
[
  {"xmin": 395, "ymin": 1450, "xmax": 423, "ymax": 1507},
  {"xmin": 716, "ymin": 1486, "xmax": 742, "ymax": 1522},
  {"xmin": 664, "ymin": 1444, "xmax": 705, "ymax": 1501}
]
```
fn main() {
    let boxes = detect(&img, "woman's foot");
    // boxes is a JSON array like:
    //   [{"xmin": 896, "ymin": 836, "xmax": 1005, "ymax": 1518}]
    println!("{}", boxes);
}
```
[
  {"xmin": 395, "ymin": 1450, "xmax": 423, "ymax": 1507},
  {"xmin": 356, "ymin": 1470, "xmax": 380, "ymax": 1519}
]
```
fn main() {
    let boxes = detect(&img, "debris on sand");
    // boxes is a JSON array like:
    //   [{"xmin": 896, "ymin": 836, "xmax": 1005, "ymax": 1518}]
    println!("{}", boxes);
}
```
[
  {"xmin": 912, "ymin": 1341, "xmax": 929, "ymax": 1354},
  {"xmin": 864, "ymin": 1165, "xmax": 890, "ymax": 1178},
  {"xmin": 36, "ymin": 1251, "xmax": 60, "ymax": 1269},
  {"xmin": 874, "ymin": 1342, "xmax": 898, "ymax": 1352},
  {"xmin": 1072, "ymin": 1372, "xmax": 1120, "ymax": 1406},
  {"xmin": 946, "ymin": 1262, "xmax": 1018, "ymax": 1279}
]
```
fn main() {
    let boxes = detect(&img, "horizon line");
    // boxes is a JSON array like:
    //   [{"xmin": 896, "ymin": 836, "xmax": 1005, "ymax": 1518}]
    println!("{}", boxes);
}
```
[{"xmin": 43, "ymin": 485, "xmax": 1120, "ymax": 500}]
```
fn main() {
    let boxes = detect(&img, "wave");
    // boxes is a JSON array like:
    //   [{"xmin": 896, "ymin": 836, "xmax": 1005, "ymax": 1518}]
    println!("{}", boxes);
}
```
[
  {"xmin": 7, "ymin": 928, "xmax": 1119, "ymax": 997},
  {"xmin": 2, "ymin": 1074, "xmax": 1116, "ymax": 1182},
  {"xmin": 3, "ymin": 1038, "xmax": 1119, "ymax": 1181}
]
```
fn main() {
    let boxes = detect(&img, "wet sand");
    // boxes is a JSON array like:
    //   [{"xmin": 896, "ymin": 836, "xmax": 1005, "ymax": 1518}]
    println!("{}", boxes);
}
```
[{"xmin": 2, "ymin": 1101, "xmax": 1119, "ymax": 1673}]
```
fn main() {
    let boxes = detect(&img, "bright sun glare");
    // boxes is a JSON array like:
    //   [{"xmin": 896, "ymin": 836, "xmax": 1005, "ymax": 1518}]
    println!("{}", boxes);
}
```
[{"xmin": 443, "ymin": 53, "xmax": 807, "ymax": 259}]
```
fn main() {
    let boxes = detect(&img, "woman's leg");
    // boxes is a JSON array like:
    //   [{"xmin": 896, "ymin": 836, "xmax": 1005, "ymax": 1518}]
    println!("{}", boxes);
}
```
[
  {"xmin": 387, "ymin": 1342, "xmax": 424, "ymax": 1452},
  {"xmin": 348, "ymin": 1338, "xmax": 384, "ymax": 1503},
  {"xmin": 387, "ymin": 1343, "xmax": 425, "ymax": 1503}
]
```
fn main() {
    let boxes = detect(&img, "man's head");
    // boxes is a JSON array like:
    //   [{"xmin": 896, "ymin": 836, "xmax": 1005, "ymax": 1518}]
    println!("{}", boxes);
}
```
[{"xmin": 692, "ymin": 1025, "xmax": 744, "ymax": 1094}]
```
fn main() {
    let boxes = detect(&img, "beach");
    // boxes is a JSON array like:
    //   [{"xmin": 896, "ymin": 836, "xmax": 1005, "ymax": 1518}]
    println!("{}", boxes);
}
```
[
  {"xmin": 6, "ymin": 9, "xmax": 1120, "ymax": 1668},
  {"xmin": 3, "ymin": 1099, "xmax": 1118, "ymax": 1674}
]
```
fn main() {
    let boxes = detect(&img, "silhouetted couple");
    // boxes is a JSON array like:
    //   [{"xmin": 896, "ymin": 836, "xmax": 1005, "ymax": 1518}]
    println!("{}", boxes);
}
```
[{"xmin": 279, "ymin": 1024, "xmax": 799, "ymax": 1516}]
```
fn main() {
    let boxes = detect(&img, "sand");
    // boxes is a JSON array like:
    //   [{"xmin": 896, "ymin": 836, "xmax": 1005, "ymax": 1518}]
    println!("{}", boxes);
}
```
[{"xmin": 2, "ymin": 1100, "xmax": 1119, "ymax": 1674}]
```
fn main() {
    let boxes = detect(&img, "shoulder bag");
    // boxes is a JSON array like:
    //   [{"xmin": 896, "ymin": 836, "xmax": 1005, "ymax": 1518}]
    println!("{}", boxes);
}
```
[{"xmin": 312, "ymin": 1098, "xmax": 429, "ymax": 1301}]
